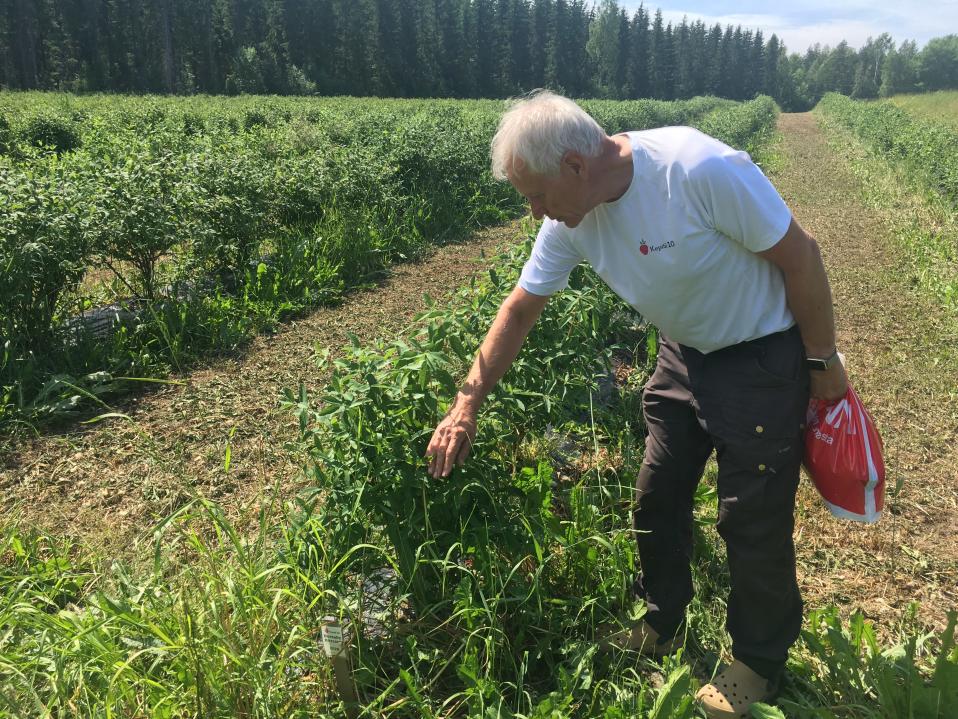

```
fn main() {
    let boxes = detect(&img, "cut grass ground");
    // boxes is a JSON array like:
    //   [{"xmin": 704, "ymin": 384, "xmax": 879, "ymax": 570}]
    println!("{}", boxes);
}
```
[{"xmin": 771, "ymin": 112, "xmax": 958, "ymax": 636}]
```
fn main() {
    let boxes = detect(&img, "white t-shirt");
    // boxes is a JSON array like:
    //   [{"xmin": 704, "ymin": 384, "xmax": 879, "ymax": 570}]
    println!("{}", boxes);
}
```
[{"xmin": 517, "ymin": 126, "xmax": 795, "ymax": 354}]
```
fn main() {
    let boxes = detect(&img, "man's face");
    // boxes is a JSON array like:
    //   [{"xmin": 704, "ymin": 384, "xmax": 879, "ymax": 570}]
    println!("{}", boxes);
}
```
[{"xmin": 508, "ymin": 155, "xmax": 590, "ymax": 228}]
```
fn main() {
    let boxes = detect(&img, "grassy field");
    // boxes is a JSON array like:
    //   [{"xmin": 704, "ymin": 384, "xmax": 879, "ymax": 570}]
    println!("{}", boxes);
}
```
[
  {"xmin": 888, "ymin": 91, "xmax": 958, "ymax": 130},
  {"xmin": 1, "ymin": 94, "xmax": 957, "ymax": 717}
]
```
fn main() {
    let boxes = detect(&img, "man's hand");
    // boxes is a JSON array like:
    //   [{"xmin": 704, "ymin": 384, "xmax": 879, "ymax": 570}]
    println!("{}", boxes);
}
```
[
  {"xmin": 426, "ymin": 403, "xmax": 478, "ymax": 478},
  {"xmin": 810, "ymin": 361, "xmax": 848, "ymax": 402},
  {"xmin": 423, "ymin": 287, "xmax": 549, "ymax": 478}
]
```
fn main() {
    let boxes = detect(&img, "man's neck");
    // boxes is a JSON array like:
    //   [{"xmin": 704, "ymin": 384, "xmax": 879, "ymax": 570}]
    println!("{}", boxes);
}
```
[{"xmin": 591, "ymin": 134, "xmax": 634, "ymax": 206}]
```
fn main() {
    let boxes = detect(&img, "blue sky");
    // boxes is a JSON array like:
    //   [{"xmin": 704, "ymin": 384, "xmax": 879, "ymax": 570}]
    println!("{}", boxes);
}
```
[{"xmin": 618, "ymin": 1, "xmax": 957, "ymax": 53}]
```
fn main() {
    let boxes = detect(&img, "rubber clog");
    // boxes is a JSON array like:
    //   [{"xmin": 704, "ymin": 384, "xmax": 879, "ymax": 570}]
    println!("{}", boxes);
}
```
[
  {"xmin": 695, "ymin": 660, "xmax": 780, "ymax": 719},
  {"xmin": 596, "ymin": 618, "xmax": 684, "ymax": 657}
]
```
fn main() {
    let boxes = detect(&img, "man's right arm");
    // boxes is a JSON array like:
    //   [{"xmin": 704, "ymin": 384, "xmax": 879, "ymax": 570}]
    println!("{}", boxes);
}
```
[{"xmin": 425, "ymin": 285, "xmax": 550, "ymax": 478}]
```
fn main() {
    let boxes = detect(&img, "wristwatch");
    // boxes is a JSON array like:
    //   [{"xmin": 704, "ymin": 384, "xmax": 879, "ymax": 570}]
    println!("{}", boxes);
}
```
[{"xmin": 806, "ymin": 349, "xmax": 840, "ymax": 372}]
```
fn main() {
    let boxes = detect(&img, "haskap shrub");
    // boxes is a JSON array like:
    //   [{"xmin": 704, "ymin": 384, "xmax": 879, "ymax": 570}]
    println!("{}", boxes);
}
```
[{"xmin": 21, "ymin": 112, "xmax": 81, "ymax": 154}]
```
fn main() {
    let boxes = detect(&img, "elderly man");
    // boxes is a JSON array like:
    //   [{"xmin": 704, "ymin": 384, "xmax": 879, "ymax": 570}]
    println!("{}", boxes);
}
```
[{"xmin": 425, "ymin": 90, "xmax": 847, "ymax": 717}]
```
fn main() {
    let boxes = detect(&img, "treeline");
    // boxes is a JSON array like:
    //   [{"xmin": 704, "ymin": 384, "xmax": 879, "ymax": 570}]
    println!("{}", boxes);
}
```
[
  {"xmin": 3, "ymin": 0, "xmax": 958, "ymax": 110},
  {"xmin": 787, "ymin": 34, "xmax": 958, "ymax": 107}
]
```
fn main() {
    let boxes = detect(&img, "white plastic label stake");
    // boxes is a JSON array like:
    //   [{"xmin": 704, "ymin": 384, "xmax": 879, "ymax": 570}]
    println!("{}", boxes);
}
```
[
  {"xmin": 321, "ymin": 618, "xmax": 359, "ymax": 716},
  {"xmin": 321, "ymin": 621, "xmax": 344, "ymax": 657}
]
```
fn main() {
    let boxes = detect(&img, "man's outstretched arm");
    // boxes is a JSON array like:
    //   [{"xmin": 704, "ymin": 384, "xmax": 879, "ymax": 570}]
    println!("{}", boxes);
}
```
[{"xmin": 426, "ymin": 285, "xmax": 550, "ymax": 478}]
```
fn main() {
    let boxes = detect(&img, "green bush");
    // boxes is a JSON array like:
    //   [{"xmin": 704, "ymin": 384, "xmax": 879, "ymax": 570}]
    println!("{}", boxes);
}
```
[
  {"xmin": 817, "ymin": 93, "xmax": 958, "ymax": 205},
  {"xmin": 0, "ymin": 93, "xmax": 776, "ymax": 425},
  {"xmin": 0, "ymin": 153, "xmax": 91, "ymax": 349},
  {"xmin": 0, "ymin": 113, "xmax": 10, "ymax": 154},
  {"xmin": 181, "ymin": 110, "xmax": 206, "ymax": 136},
  {"xmin": 697, "ymin": 95, "xmax": 779, "ymax": 156},
  {"xmin": 187, "ymin": 134, "xmax": 278, "ymax": 286},
  {"xmin": 88, "ymin": 144, "xmax": 198, "ymax": 300},
  {"xmin": 20, "ymin": 112, "xmax": 81, "ymax": 153},
  {"xmin": 288, "ymin": 243, "xmax": 641, "ymax": 614}
]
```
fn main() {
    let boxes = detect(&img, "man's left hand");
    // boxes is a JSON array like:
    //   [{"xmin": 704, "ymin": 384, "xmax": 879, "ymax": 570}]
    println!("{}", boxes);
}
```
[{"xmin": 810, "ymin": 361, "xmax": 848, "ymax": 402}]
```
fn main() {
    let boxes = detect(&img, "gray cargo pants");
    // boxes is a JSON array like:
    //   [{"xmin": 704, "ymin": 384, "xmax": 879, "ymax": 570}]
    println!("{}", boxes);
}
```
[{"xmin": 633, "ymin": 325, "xmax": 809, "ymax": 680}]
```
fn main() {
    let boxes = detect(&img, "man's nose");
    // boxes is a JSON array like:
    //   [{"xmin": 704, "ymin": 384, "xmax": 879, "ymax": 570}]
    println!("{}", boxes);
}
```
[{"xmin": 529, "ymin": 199, "xmax": 545, "ymax": 220}]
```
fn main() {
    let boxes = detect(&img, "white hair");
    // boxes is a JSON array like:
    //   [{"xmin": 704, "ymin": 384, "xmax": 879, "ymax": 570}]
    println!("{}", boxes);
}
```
[{"xmin": 490, "ymin": 89, "xmax": 606, "ymax": 180}]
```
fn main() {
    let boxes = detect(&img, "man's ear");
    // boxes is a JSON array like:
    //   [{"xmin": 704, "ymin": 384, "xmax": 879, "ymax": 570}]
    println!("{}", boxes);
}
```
[{"xmin": 561, "ymin": 150, "xmax": 585, "ymax": 177}]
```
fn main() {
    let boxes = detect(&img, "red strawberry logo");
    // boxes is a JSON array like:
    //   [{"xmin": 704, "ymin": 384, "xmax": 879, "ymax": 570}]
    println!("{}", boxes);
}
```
[{"xmin": 639, "ymin": 241, "xmax": 649, "ymax": 256}]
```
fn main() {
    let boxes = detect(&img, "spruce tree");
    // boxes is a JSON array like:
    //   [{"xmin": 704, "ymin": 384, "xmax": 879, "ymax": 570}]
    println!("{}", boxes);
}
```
[
  {"xmin": 626, "ymin": 4, "xmax": 650, "ymax": 99},
  {"xmin": 529, "ymin": 0, "xmax": 554, "ymax": 89},
  {"xmin": 586, "ymin": 0, "xmax": 623, "ymax": 97}
]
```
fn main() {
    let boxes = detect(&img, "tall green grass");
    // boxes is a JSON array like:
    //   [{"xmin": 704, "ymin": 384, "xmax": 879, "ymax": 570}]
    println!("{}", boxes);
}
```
[{"xmin": 889, "ymin": 92, "xmax": 958, "ymax": 132}]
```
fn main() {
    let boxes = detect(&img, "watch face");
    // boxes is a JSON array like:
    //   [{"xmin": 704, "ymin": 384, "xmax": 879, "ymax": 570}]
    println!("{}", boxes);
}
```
[{"xmin": 806, "ymin": 358, "xmax": 828, "ymax": 371}]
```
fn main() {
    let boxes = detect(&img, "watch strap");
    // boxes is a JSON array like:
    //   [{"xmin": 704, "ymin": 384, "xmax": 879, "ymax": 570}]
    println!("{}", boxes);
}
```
[{"xmin": 806, "ymin": 348, "xmax": 839, "ymax": 371}]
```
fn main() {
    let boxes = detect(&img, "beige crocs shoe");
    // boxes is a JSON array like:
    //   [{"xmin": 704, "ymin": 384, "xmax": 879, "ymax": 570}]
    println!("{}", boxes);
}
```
[
  {"xmin": 597, "ymin": 618, "xmax": 684, "ymax": 657},
  {"xmin": 695, "ymin": 660, "xmax": 779, "ymax": 719}
]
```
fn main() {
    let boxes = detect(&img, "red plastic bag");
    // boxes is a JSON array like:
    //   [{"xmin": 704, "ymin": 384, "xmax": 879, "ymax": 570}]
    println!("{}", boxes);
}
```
[{"xmin": 804, "ymin": 384, "xmax": 885, "ymax": 523}]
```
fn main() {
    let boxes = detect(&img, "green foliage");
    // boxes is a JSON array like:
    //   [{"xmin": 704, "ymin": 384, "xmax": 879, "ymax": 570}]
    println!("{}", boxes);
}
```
[
  {"xmin": 5, "ymin": 0, "xmax": 958, "ymax": 113},
  {"xmin": 816, "ymin": 94, "xmax": 958, "ymax": 312},
  {"xmin": 917, "ymin": 35, "xmax": 958, "ymax": 93},
  {"xmin": 783, "ymin": 607, "xmax": 958, "ymax": 718},
  {"xmin": 784, "ymin": 33, "xmax": 958, "ymax": 110},
  {"xmin": 0, "ymin": 501, "xmax": 327, "ymax": 717},
  {"xmin": 697, "ymin": 95, "xmax": 780, "ymax": 156},
  {"xmin": 0, "ymin": 92, "xmax": 771, "ymax": 426},
  {"xmin": 90, "ymin": 145, "xmax": 198, "ymax": 299},
  {"xmin": 0, "ymin": 114, "xmax": 10, "ymax": 154},
  {"xmin": 278, "ymin": 241, "xmax": 656, "ymax": 715},
  {"xmin": 880, "ymin": 43, "xmax": 921, "ymax": 97},
  {"xmin": 19, "ymin": 112, "xmax": 81, "ymax": 153},
  {"xmin": 0, "ymin": 237, "xmax": 952, "ymax": 717},
  {"xmin": 187, "ymin": 133, "xmax": 278, "ymax": 285},
  {"xmin": 286, "ymin": 242, "xmax": 641, "ymax": 609},
  {"xmin": 817, "ymin": 94, "xmax": 958, "ymax": 206},
  {"xmin": 0, "ymin": 527, "xmax": 93, "ymax": 610},
  {"xmin": 0, "ymin": 150, "xmax": 91, "ymax": 350},
  {"xmin": 582, "ymin": 96, "xmax": 734, "ymax": 135}
]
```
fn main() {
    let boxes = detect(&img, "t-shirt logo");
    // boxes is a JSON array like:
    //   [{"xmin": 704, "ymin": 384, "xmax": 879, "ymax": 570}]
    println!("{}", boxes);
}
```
[{"xmin": 639, "ymin": 239, "xmax": 677, "ymax": 256}]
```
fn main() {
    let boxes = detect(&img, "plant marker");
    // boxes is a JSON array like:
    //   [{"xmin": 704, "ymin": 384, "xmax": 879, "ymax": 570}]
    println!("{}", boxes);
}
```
[{"xmin": 321, "ymin": 617, "xmax": 359, "ymax": 717}]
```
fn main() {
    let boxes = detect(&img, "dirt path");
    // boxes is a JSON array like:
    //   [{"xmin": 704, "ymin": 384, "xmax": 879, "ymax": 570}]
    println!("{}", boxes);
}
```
[
  {"xmin": 772, "ymin": 113, "xmax": 958, "ymax": 632},
  {"xmin": 0, "ymin": 222, "xmax": 523, "ymax": 554}
]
